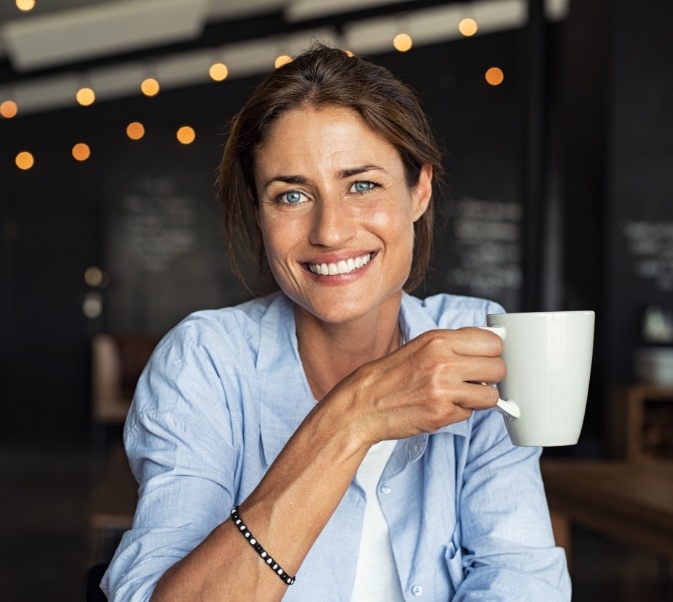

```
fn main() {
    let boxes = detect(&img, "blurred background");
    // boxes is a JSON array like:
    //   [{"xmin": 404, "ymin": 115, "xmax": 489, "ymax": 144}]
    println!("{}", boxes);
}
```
[{"xmin": 1, "ymin": 0, "xmax": 672, "ymax": 600}]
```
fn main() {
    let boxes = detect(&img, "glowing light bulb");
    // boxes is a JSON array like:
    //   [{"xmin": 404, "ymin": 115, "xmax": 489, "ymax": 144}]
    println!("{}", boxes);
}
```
[
  {"xmin": 393, "ymin": 33, "xmax": 413, "ymax": 53},
  {"xmin": 275, "ymin": 55, "xmax": 292, "ymax": 69},
  {"xmin": 126, "ymin": 122, "xmax": 145, "ymax": 140},
  {"xmin": 0, "ymin": 100, "xmax": 18, "ymax": 119},
  {"xmin": 84, "ymin": 266, "xmax": 105, "ymax": 287},
  {"xmin": 16, "ymin": 151, "xmax": 34, "ymax": 170},
  {"xmin": 177, "ymin": 126, "xmax": 196, "ymax": 145},
  {"xmin": 209, "ymin": 62, "xmax": 229, "ymax": 81},
  {"xmin": 141, "ymin": 78, "xmax": 160, "ymax": 97},
  {"xmin": 459, "ymin": 18, "xmax": 478, "ymax": 37},
  {"xmin": 76, "ymin": 87, "xmax": 95, "ymax": 106},
  {"xmin": 16, "ymin": 0, "xmax": 35, "ymax": 12},
  {"xmin": 485, "ymin": 67, "xmax": 505, "ymax": 86},
  {"xmin": 72, "ymin": 143, "xmax": 91, "ymax": 161}
]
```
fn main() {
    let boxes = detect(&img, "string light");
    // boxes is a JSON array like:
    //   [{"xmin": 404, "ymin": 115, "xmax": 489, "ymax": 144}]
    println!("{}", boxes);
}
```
[
  {"xmin": 209, "ymin": 62, "xmax": 229, "ymax": 81},
  {"xmin": 176, "ymin": 126, "xmax": 196, "ymax": 144},
  {"xmin": 485, "ymin": 67, "xmax": 505, "ymax": 86},
  {"xmin": 16, "ymin": 0, "xmax": 35, "ymax": 11},
  {"xmin": 126, "ymin": 121, "xmax": 145, "ymax": 140},
  {"xmin": 15, "ymin": 151, "xmax": 34, "ymax": 170},
  {"xmin": 76, "ymin": 87, "xmax": 96, "ymax": 106},
  {"xmin": 84, "ymin": 266, "xmax": 107, "ymax": 287},
  {"xmin": 275, "ymin": 55, "xmax": 292, "ymax": 69},
  {"xmin": 1, "ymin": 100, "xmax": 18, "ymax": 119},
  {"xmin": 459, "ymin": 18, "xmax": 478, "ymax": 37},
  {"xmin": 393, "ymin": 33, "xmax": 413, "ymax": 52},
  {"xmin": 72, "ymin": 143, "xmax": 91, "ymax": 161},
  {"xmin": 141, "ymin": 77, "xmax": 160, "ymax": 97},
  {"xmin": 82, "ymin": 293, "xmax": 103, "ymax": 319}
]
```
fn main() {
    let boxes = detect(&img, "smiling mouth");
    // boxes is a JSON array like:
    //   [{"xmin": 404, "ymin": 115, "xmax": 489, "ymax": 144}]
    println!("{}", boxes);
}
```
[{"xmin": 307, "ymin": 253, "xmax": 372, "ymax": 276}]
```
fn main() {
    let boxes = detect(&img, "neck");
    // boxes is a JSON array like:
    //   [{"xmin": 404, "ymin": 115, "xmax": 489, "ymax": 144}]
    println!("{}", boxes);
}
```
[{"xmin": 296, "ymin": 295, "xmax": 404, "ymax": 401}]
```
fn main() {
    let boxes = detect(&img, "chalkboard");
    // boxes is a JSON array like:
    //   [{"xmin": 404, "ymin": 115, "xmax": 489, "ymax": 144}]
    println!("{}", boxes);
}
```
[
  {"xmin": 622, "ymin": 219, "xmax": 673, "ymax": 292},
  {"xmin": 115, "ymin": 176, "xmax": 198, "ymax": 275},
  {"xmin": 445, "ymin": 198, "xmax": 523, "ymax": 309},
  {"xmin": 105, "ymin": 173, "xmax": 248, "ymax": 336}
]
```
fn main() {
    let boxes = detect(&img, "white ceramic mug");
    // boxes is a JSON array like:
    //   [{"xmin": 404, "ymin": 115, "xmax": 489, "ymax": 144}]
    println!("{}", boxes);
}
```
[{"xmin": 482, "ymin": 310, "xmax": 595, "ymax": 447}]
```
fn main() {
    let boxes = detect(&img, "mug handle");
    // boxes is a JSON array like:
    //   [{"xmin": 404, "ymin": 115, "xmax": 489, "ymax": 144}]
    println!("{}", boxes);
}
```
[{"xmin": 479, "ymin": 326, "xmax": 521, "ymax": 420}]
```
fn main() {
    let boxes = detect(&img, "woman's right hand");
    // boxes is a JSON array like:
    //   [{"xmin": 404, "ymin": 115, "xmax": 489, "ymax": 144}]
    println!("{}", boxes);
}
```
[
  {"xmin": 328, "ymin": 327, "xmax": 507, "ymax": 448},
  {"xmin": 151, "ymin": 327, "xmax": 505, "ymax": 602}
]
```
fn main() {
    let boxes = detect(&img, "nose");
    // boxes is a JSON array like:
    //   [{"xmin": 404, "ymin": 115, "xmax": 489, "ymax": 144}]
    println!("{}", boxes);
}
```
[{"xmin": 309, "ymin": 197, "xmax": 356, "ymax": 247}]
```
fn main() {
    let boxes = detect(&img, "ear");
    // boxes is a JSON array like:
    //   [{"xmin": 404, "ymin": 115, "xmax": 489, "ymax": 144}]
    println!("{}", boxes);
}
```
[{"xmin": 411, "ymin": 164, "xmax": 433, "ymax": 222}]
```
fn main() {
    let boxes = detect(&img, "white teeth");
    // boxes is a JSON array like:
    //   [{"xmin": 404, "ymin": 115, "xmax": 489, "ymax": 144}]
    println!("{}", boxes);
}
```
[{"xmin": 308, "ymin": 253, "xmax": 371, "ymax": 276}]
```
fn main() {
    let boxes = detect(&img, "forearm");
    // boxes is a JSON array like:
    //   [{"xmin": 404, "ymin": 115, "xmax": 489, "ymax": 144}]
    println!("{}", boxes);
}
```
[{"xmin": 151, "ymin": 396, "xmax": 368, "ymax": 601}]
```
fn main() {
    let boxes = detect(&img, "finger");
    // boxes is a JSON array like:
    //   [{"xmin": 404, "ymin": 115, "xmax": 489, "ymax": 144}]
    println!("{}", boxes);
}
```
[
  {"xmin": 452, "ymin": 327, "xmax": 504, "ymax": 357},
  {"xmin": 459, "ymin": 355, "xmax": 507, "ymax": 385},
  {"xmin": 451, "ymin": 381, "xmax": 501, "ymax": 411}
]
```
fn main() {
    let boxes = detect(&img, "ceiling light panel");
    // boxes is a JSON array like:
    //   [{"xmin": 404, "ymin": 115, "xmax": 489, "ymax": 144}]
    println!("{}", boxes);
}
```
[
  {"xmin": 286, "ymin": 0, "xmax": 408, "ymax": 23},
  {"xmin": 1, "ymin": 0, "xmax": 209, "ymax": 72}
]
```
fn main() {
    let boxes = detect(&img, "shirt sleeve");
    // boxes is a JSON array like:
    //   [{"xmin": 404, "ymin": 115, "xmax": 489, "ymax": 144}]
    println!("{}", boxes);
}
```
[
  {"xmin": 101, "ymin": 322, "xmax": 240, "ymax": 601},
  {"xmin": 453, "ymin": 410, "xmax": 572, "ymax": 601}
]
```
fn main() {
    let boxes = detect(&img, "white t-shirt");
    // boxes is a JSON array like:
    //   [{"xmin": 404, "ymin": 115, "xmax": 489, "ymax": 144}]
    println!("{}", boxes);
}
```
[{"xmin": 350, "ymin": 439, "xmax": 405, "ymax": 602}]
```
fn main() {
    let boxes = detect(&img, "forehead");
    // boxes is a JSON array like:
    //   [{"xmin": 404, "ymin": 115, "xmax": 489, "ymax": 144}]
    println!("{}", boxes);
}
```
[{"xmin": 255, "ymin": 105, "xmax": 402, "ymax": 174}]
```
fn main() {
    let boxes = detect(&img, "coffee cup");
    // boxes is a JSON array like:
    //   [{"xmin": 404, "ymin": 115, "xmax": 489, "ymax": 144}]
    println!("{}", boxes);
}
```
[{"xmin": 482, "ymin": 310, "xmax": 595, "ymax": 447}]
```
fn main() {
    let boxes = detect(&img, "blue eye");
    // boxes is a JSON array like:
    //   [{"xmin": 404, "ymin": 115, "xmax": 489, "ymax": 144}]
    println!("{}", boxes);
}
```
[
  {"xmin": 351, "ymin": 181, "xmax": 376, "ymax": 193},
  {"xmin": 280, "ymin": 190, "xmax": 306, "ymax": 204}
]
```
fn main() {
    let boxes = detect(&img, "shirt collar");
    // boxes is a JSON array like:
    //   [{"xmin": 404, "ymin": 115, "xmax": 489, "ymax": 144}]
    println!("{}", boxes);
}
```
[{"xmin": 258, "ymin": 292, "xmax": 470, "ymax": 467}]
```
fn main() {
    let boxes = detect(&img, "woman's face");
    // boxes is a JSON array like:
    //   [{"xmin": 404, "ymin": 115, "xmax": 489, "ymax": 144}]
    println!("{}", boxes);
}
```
[{"xmin": 254, "ymin": 105, "xmax": 432, "ymax": 326}]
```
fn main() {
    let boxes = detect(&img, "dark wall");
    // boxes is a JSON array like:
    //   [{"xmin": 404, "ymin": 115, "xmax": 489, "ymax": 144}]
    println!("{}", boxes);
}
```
[
  {"xmin": 1, "ymin": 31, "xmax": 526, "ymax": 438},
  {"xmin": 1, "ymin": 78, "xmax": 258, "ymax": 436},
  {"xmin": 3, "ymin": 2, "xmax": 669, "ymax": 450},
  {"xmin": 603, "ymin": 0, "xmax": 673, "ymax": 385},
  {"xmin": 558, "ymin": 0, "xmax": 673, "ymax": 451},
  {"xmin": 557, "ymin": 0, "xmax": 610, "ymax": 450}
]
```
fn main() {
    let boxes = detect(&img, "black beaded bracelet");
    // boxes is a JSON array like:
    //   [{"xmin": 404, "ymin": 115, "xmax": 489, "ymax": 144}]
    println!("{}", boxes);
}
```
[{"xmin": 230, "ymin": 506, "xmax": 296, "ymax": 585}]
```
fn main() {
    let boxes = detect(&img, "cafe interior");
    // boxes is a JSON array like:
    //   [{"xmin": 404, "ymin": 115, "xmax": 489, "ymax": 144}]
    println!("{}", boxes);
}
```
[{"xmin": 1, "ymin": 0, "xmax": 672, "ymax": 599}]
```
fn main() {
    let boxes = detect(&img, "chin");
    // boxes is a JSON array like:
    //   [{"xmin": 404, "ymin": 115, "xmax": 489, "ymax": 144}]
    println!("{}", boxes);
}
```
[{"xmin": 297, "ymin": 300, "xmax": 367, "ymax": 325}]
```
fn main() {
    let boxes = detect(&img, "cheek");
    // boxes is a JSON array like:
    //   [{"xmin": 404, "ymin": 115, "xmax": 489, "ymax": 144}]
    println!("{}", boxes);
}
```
[
  {"xmin": 364, "ymin": 201, "xmax": 416, "ymax": 246},
  {"xmin": 259, "ymin": 214, "xmax": 304, "ymax": 263}
]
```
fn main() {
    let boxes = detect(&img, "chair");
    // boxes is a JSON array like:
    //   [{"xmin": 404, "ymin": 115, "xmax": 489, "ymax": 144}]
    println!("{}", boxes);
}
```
[
  {"xmin": 89, "ymin": 442, "xmax": 139, "ymax": 562},
  {"xmin": 92, "ymin": 333, "xmax": 159, "ymax": 425},
  {"xmin": 90, "ymin": 333, "xmax": 159, "ymax": 454},
  {"xmin": 81, "ymin": 562, "xmax": 109, "ymax": 602},
  {"xmin": 88, "ymin": 334, "xmax": 156, "ymax": 563}
]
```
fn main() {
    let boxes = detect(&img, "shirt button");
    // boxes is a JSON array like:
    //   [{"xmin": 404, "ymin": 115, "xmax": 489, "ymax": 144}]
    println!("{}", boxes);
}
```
[
  {"xmin": 411, "ymin": 584, "xmax": 423, "ymax": 596},
  {"xmin": 379, "ymin": 483, "xmax": 391, "ymax": 494}
]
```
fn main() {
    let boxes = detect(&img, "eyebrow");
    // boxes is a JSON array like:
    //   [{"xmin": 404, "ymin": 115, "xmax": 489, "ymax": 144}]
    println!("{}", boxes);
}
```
[
  {"xmin": 339, "ymin": 164, "xmax": 386, "ymax": 178},
  {"xmin": 261, "ymin": 164, "xmax": 386, "ymax": 192}
]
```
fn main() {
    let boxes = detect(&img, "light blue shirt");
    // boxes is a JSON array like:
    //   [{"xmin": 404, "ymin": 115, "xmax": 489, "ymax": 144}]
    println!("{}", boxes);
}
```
[{"xmin": 102, "ymin": 291, "xmax": 571, "ymax": 601}]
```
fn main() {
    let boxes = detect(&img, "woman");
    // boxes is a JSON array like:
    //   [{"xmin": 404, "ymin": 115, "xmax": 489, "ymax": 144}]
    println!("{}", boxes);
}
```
[{"xmin": 103, "ymin": 45, "xmax": 570, "ymax": 601}]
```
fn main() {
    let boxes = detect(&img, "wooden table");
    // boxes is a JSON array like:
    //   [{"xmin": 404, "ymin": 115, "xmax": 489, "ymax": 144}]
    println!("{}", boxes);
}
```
[{"xmin": 541, "ymin": 460, "xmax": 673, "ymax": 566}]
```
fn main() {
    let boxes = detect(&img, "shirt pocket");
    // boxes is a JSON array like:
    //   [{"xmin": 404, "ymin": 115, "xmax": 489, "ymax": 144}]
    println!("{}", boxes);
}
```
[{"xmin": 443, "ymin": 538, "xmax": 465, "ymax": 596}]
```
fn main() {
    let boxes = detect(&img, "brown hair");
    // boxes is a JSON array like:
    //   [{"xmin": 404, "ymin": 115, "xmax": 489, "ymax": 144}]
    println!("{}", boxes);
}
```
[{"xmin": 219, "ymin": 43, "xmax": 443, "ymax": 292}]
